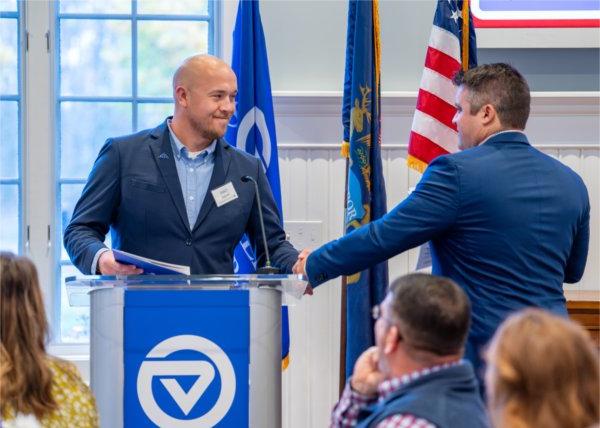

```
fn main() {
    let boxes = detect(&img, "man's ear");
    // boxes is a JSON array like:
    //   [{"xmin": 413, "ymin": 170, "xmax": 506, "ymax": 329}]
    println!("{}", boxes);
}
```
[
  {"xmin": 384, "ymin": 325, "xmax": 400, "ymax": 354},
  {"xmin": 480, "ymin": 103, "xmax": 497, "ymax": 126},
  {"xmin": 174, "ymin": 86, "xmax": 188, "ymax": 108}
]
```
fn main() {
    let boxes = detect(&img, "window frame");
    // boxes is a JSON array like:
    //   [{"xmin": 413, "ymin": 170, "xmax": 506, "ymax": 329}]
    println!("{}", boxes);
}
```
[
  {"xmin": 1, "ymin": 1, "xmax": 24, "ymax": 256},
  {"xmin": 15, "ymin": 0, "xmax": 221, "ymax": 361}
]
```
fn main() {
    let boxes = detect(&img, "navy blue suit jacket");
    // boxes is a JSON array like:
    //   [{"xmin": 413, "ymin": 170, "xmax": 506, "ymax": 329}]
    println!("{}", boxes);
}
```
[
  {"xmin": 307, "ymin": 131, "xmax": 589, "ymax": 366},
  {"xmin": 64, "ymin": 120, "xmax": 298, "ymax": 275}
]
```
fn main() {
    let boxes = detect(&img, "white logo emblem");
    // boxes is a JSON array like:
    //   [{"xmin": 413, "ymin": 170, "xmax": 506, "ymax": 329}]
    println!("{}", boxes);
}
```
[
  {"xmin": 236, "ymin": 106, "xmax": 272, "ymax": 171},
  {"xmin": 137, "ymin": 335, "xmax": 236, "ymax": 427}
]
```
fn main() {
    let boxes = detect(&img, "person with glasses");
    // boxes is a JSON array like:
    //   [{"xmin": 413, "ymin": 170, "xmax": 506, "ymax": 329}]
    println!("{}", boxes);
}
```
[{"xmin": 331, "ymin": 273, "xmax": 489, "ymax": 428}]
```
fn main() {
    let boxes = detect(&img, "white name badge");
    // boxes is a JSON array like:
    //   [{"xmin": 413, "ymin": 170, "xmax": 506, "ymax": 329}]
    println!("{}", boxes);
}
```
[{"xmin": 211, "ymin": 182, "xmax": 238, "ymax": 207}]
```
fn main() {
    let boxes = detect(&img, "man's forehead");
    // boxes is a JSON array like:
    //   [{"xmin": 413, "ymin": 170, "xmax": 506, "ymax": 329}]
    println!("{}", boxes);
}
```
[{"xmin": 193, "ymin": 67, "xmax": 237, "ymax": 89}]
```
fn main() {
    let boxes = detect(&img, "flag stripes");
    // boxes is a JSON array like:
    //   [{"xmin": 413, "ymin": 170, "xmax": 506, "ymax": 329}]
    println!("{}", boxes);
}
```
[{"xmin": 408, "ymin": 0, "xmax": 477, "ymax": 173}]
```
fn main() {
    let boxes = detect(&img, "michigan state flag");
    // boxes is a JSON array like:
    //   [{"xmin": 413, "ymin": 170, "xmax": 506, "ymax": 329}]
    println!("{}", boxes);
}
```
[
  {"xmin": 226, "ymin": 0, "xmax": 291, "ymax": 369},
  {"xmin": 341, "ymin": 0, "xmax": 388, "ymax": 380}
]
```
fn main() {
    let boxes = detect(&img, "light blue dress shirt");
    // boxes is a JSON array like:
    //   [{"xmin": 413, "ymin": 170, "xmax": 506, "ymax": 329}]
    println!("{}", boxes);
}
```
[{"xmin": 167, "ymin": 120, "xmax": 216, "ymax": 229}]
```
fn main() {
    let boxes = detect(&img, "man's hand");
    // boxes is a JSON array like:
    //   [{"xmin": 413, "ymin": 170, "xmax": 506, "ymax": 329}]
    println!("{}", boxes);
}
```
[
  {"xmin": 98, "ymin": 251, "xmax": 143, "ymax": 275},
  {"xmin": 350, "ymin": 346, "xmax": 384, "ymax": 397},
  {"xmin": 293, "ymin": 248, "xmax": 310, "ymax": 276},
  {"xmin": 293, "ymin": 249, "xmax": 313, "ymax": 295}
]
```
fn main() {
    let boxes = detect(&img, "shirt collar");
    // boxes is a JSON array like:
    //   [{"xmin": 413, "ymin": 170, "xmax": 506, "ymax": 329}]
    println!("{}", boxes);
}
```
[
  {"xmin": 167, "ymin": 119, "xmax": 216, "ymax": 161},
  {"xmin": 480, "ymin": 129, "xmax": 528, "ymax": 146},
  {"xmin": 377, "ymin": 359, "xmax": 464, "ymax": 402}
]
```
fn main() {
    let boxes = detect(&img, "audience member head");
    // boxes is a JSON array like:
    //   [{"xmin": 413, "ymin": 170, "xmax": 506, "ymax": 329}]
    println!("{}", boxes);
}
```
[
  {"xmin": 452, "ymin": 63, "xmax": 530, "ymax": 149},
  {"xmin": 485, "ymin": 308, "xmax": 599, "ymax": 428},
  {"xmin": 0, "ymin": 252, "xmax": 56, "ymax": 419},
  {"xmin": 375, "ymin": 273, "xmax": 471, "ymax": 376}
]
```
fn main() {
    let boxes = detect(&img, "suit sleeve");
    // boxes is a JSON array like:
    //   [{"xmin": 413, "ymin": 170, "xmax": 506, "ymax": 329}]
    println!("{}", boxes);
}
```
[
  {"xmin": 246, "ymin": 159, "xmax": 299, "ymax": 273},
  {"xmin": 63, "ymin": 139, "xmax": 121, "ymax": 274},
  {"xmin": 306, "ymin": 155, "xmax": 461, "ymax": 286},
  {"xmin": 564, "ymin": 196, "xmax": 590, "ymax": 283}
]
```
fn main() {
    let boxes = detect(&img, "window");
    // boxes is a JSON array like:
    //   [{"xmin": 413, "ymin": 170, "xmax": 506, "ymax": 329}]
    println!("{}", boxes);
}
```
[
  {"xmin": 0, "ymin": 0, "xmax": 22, "ymax": 254},
  {"xmin": 55, "ymin": 0, "xmax": 216, "ymax": 342}
]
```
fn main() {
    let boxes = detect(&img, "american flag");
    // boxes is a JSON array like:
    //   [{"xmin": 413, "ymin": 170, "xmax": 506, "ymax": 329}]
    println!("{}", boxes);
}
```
[{"xmin": 407, "ymin": 0, "xmax": 477, "ymax": 172}]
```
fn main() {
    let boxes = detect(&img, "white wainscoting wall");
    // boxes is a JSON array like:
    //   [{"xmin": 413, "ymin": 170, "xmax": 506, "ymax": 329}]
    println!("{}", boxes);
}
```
[{"xmin": 277, "ymin": 92, "xmax": 600, "ymax": 428}]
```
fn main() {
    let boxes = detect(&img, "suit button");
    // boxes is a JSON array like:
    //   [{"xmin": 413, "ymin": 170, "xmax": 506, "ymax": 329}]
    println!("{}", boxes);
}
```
[{"xmin": 185, "ymin": 239, "xmax": 192, "ymax": 246}]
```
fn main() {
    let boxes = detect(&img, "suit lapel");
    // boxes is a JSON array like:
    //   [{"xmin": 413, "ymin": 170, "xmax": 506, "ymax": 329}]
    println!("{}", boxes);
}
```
[
  {"xmin": 192, "ymin": 139, "xmax": 233, "ymax": 231},
  {"xmin": 149, "ymin": 122, "xmax": 190, "ymax": 230}
]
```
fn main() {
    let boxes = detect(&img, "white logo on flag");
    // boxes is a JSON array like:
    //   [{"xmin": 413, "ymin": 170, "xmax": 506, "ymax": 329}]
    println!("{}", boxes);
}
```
[
  {"xmin": 236, "ymin": 107, "xmax": 272, "ymax": 171},
  {"xmin": 137, "ymin": 335, "xmax": 236, "ymax": 427}
]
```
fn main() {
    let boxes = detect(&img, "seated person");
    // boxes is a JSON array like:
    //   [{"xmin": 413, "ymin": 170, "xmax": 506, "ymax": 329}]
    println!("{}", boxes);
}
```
[
  {"xmin": 331, "ymin": 273, "xmax": 490, "ymax": 428},
  {"xmin": 0, "ymin": 252, "xmax": 99, "ymax": 427},
  {"xmin": 485, "ymin": 308, "xmax": 599, "ymax": 428}
]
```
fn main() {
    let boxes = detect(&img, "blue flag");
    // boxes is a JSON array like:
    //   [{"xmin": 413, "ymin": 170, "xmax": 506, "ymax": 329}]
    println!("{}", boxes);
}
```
[
  {"xmin": 226, "ymin": 0, "xmax": 291, "ymax": 369},
  {"xmin": 341, "ymin": 0, "xmax": 388, "ymax": 380}
]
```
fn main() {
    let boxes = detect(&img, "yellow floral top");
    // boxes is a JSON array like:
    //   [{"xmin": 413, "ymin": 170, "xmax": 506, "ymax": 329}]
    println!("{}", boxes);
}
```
[{"xmin": 3, "ymin": 358, "xmax": 99, "ymax": 428}]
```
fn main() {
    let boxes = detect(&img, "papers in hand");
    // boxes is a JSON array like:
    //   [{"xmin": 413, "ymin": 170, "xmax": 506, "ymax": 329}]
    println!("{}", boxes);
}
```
[{"xmin": 112, "ymin": 249, "xmax": 190, "ymax": 275}]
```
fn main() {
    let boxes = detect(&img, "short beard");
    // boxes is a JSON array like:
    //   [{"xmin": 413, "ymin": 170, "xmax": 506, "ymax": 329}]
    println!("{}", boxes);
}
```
[{"xmin": 191, "ymin": 120, "xmax": 223, "ymax": 142}]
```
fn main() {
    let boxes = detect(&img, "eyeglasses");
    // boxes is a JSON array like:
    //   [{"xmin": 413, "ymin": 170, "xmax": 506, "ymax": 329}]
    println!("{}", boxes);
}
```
[
  {"xmin": 371, "ymin": 304, "xmax": 382, "ymax": 320},
  {"xmin": 371, "ymin": 304, "xmax": 395, "ymax": 324}
]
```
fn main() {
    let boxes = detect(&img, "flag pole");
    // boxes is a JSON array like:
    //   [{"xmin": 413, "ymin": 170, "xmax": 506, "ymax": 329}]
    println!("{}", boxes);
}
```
[{"xmin": 339, "ymin": 153, "xmax": 350, "ymax": 396}]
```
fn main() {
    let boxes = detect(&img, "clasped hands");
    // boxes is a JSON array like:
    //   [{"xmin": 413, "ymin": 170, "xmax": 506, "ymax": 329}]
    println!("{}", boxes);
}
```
[{"xmin": 293, "ymin": 248, "xmax": 313, "ymax": 295}]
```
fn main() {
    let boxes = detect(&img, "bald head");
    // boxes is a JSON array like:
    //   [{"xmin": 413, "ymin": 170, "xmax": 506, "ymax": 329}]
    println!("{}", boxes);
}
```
[
  {"xmin": 170, "ymin": 54, "xmax": 237, "ymax": 151},
  {"xmin": 172, "ymin": 54, "xmax": 234, "ymax": 97}
]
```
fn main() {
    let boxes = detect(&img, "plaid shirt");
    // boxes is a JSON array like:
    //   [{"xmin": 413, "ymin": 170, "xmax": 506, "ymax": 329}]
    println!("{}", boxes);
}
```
[{"xmin": 330, "ymin": 361, "xmax": 464, "ymax": 428}]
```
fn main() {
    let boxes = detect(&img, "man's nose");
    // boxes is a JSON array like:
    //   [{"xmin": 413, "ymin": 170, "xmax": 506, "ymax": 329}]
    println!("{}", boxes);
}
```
[{"xmin": 221, "ymin": 97, "xmax": 235, "ymax": 114}]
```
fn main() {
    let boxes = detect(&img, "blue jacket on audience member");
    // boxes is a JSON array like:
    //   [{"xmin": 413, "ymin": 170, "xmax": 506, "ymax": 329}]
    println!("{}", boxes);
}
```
[
  {"xmin": 306, "ymin": 131, "xmax": 590, "ymax": 375},
  {"xmin": 357, "ymin": 362, "xmax": 489, "ymax": 428}
]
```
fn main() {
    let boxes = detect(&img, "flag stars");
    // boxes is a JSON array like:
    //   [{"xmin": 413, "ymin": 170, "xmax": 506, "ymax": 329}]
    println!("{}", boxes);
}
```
[{"xmin": 450, "ymin": 9, "xmax": 459, "ymax": 23}]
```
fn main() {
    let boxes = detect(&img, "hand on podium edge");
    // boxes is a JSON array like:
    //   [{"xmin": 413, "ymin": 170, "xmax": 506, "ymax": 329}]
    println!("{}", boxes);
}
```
[{"xmin": 98, "ymin": 250, "xmax": 144, "ymax": 276}]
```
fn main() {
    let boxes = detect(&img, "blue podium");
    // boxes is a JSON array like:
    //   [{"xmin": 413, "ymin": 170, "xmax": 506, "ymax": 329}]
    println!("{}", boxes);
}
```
[{"xmin": 66, "ymin": 275, "xmax": 308, "ymax": 428}]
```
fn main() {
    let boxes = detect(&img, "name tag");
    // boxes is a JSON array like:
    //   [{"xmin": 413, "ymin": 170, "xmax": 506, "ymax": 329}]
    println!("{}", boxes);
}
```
[{"xmin": 211, "ymin": 182, "xmax": 238, "ymax": 207}]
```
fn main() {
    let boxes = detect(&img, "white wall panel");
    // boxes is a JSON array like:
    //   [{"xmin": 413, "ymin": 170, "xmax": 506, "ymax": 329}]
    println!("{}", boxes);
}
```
[{"xmin": 278, "ymin": 92, "xmax": 600, "ymax": 428}]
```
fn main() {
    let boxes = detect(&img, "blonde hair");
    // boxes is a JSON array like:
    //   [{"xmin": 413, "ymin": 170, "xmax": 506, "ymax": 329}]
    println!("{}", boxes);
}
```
[
  {"xmin": 485, "ymin": 308, "xmax": 599, "ymax": 428},
  {"xmin": 0, "ymin": 252, "xmax": 56, "ymax": 419}
]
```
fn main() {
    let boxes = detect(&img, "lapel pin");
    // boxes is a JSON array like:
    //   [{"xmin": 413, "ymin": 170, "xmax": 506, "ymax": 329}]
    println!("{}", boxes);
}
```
[{"xmin": 158, "ymin": 153, "xmax": 169, "ymax": 160}]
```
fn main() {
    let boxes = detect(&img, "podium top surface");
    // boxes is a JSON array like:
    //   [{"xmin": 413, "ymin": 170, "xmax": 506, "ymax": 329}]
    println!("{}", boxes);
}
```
[{"xmin": 65, "ymin": 274, "xmax": 309, "ymax": 306}]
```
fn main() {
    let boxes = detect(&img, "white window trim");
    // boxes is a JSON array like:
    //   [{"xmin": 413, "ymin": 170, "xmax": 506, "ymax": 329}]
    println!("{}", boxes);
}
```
[{"xmin": 20, "ymin": 0, "xmax": 232, "ymax": 370}]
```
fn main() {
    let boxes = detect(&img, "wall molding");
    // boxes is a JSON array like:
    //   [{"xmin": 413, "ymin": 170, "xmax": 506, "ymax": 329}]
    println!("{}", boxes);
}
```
[
  {"xmin": 273, "ymin": 91, "xmax": 600, "ymax": 117},
  {"xmin": 279, "ymin": 143, "xmax": 600, "ymax": 150}
]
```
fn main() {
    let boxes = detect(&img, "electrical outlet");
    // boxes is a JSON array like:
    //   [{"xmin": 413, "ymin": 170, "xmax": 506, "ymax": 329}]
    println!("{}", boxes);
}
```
[{"xmin": 285, "ymin": 221, "xmax": 323, "ymax": 251}]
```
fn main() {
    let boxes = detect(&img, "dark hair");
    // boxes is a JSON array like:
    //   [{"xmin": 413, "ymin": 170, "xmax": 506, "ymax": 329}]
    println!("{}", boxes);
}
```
[
  {"xmin": 389, "ymin": 273, "xmax": 470, "ymax": 356},
  {"xmin": 453, "ymin": 63, "xmax": 530, "ymax": 130}
]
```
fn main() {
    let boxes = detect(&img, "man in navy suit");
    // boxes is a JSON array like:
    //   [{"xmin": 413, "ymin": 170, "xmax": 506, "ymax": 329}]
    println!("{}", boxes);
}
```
[
  {"xmin": 64, "ymin": 55, "xmax": 298, "ymax": 275},
  {"xmin": 295, "ymin": 63, "xmax": 590, "ymax": 376}
]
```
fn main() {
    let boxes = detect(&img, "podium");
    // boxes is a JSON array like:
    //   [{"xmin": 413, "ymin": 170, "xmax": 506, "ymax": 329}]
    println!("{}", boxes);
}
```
[{"xmin": 66, "ymin": 274, "xmax": 308, "ymax": 428}]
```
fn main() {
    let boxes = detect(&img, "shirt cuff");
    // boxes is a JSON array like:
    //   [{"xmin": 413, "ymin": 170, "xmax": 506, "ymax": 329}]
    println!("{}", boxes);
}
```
[{"xmin": 91, "ymin": 248, "xmax": 110, "ymax": 274}]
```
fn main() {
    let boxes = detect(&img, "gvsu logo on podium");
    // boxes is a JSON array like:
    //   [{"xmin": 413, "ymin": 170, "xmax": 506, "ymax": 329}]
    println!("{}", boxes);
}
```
[{"xmin": 137, "ymin": 335, "xmax": 236, "ymax": 427}]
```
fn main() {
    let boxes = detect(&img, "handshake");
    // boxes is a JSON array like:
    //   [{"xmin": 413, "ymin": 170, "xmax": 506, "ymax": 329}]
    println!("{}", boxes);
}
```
[
  {"xmin": 292, "ymin": 248, "xmax": 311, "ymax": 276},
  {"xmin": 292, "ymin": 249, "xmax": 313, "ymax": 295}
]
